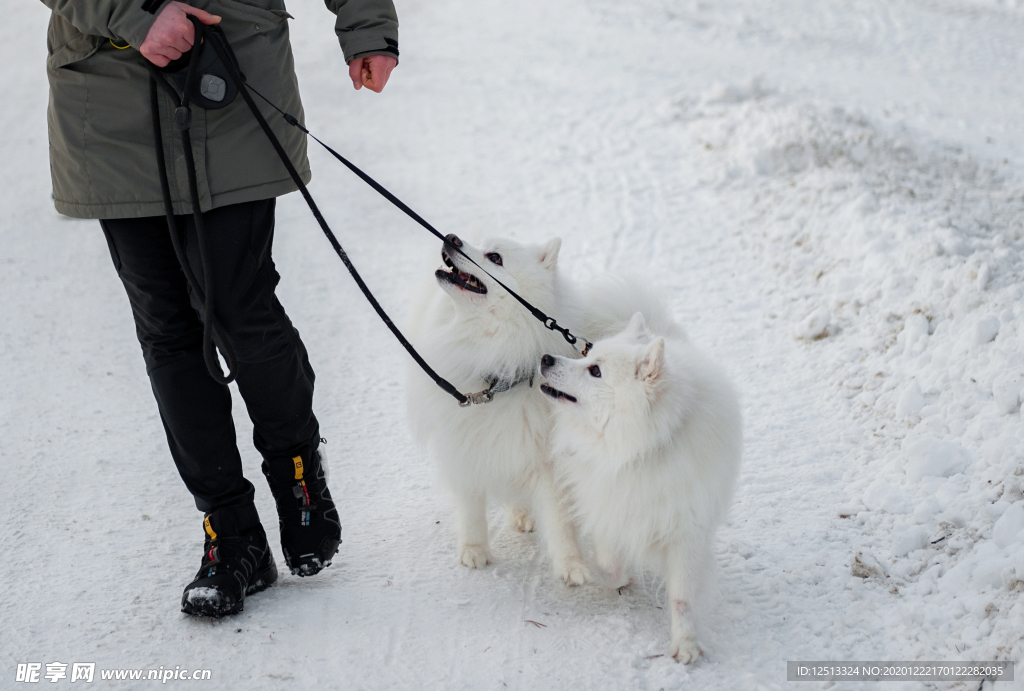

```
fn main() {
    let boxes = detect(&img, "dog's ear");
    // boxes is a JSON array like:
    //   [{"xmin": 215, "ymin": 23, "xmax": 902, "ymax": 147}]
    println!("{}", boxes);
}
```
[
  {"xmin": 539, "ymin": 237, "xmax": 561, "ymax": 270},
  {"xmin": 626, "ymin": 312, "xmax": 650, "ymax": 340},
  {"xmin": 637, "ymin": 337, "xmax": 664, "ymax": 383}
]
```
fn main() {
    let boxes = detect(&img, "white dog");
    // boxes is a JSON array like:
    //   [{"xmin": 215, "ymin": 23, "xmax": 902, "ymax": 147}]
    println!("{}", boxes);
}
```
[
  {"xmin": 405, "ymin": 234, "xmax": 590, "ymax": 585},
  {"xmin": 540, "ymin": 310, "xmax": 742, "ymax": 663}
]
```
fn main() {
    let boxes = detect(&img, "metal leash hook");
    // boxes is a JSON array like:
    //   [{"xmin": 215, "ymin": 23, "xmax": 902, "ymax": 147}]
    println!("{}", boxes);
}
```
[
  {"xmin": 463, "ymin": 391, "xmax": 493, "ymax": 406},
  {"xmin": 544, "ymin": 317, "xmax": 592, "ymax": 356},
  {"xmin": 459, "ymin": 371, "xmax": 535, "ymax": 407}
]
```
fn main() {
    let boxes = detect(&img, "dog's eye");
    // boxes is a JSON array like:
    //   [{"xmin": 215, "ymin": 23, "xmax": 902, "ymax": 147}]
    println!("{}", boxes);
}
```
[
  {"xmin": 486, "ymin": 253, "xmax": 503, "ymax": 266},
  {"xmin": 588, "ymin": 365, "xmax": 602, "ymax": 378}
]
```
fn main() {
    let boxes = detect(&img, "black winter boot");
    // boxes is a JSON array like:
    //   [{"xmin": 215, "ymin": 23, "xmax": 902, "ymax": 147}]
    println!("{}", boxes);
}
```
[
  {"xmin": 181, "ymin": 504, "xmax": 277, "ymax": 617},
  {"xmin": 261, "ymin": 445, "xmax": 341, "ymax": 576}
]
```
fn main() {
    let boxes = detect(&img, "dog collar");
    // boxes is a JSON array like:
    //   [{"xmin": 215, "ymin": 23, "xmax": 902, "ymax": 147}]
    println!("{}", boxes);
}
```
[{"xmin": 464, "ymin": 370, "xmax": 535, "ymax": 405}]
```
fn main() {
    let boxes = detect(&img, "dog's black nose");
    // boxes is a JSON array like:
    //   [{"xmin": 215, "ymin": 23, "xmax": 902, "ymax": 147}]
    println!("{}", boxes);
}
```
[
  {"xmin": 446, "ymin": 233, "xmax": 463, "ymax": 248},
  {"xmin": 541, "ymin": 354, "xmax": 555, "ymax": 368}
]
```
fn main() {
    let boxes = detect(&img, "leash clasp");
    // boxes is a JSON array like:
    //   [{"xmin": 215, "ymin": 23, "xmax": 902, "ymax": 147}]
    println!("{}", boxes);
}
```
[
  {"xmin": 466, "ymin": 390, "xmax": 494, "ymax": 405},
  {"xmin": 457, "ymin": 391, "xmax": 490, "ymax": 407}
]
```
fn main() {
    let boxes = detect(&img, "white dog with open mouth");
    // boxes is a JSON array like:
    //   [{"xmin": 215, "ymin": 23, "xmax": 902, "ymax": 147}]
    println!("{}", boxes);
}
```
[
  {"xmin": 540, "ymin": 310, "xmax": 742, "ymax": 663},
  {"xmin": 405, "ymin": 233, "xmax": 590, "ymax": 585}
]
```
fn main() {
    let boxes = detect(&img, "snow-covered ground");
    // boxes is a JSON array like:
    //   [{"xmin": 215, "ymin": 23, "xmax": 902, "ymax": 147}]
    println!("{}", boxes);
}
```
[{"xmin": 2, "ymin": 0, "xmax": 1023, "ymax": 689}]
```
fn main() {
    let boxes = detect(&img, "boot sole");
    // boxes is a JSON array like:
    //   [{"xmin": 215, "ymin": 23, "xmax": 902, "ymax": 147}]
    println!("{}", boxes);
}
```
[
  {"xmin": 286, "ymin": 537, "xmax": 341, "ymax": 577},
  {"xmin": 181, "ymin": 562, "xmax": 278, "ymax": 618}
]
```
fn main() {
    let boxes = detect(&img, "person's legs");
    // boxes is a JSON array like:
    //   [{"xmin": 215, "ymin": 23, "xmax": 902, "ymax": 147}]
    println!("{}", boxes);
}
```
[
  {"xmin": 175, "ymin": 198, "xmax": 321, "ymax": 462},
  {"xmin": 103, "ymin": 199, "xmax": 322, "ymax": 497},
  {"xmin": 100, "ymin": 215, "xmax": 256, "ymax": 513},
  {"xmin": 174, "ymin": 199, "xmax": 339, "ymax": 576},
  {"xmin": 102, "ymin": 198, "xmax": 336, "ymax": 611}
]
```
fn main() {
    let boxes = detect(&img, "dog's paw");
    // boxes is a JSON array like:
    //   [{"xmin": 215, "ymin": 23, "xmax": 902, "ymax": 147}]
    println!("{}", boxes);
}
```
[
  {"xmin": 601, "ymin": 566, "xmax": 632, "ymax": 591},
  {"xmin": 508, "ymin": 509, "xmax": 535, "ymax": 533},
  {"xmin": 458, "ymin": 543, "xmax": 491, "ymax": 569},
  {"xmin": 555, "ymin": 557, "xmax": 590, "ymax": 586},
  {"xmin": 669, "ymin": 637, "xmax": 703, "ymax": 664}
]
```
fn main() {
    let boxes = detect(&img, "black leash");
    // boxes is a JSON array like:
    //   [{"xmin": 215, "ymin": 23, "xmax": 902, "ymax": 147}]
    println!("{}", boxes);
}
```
[
  {"xmin": 151, "ymin": 19, "xmax": 592, "ymax": 406},
  {"xmin": 147, "ymin": 49, "xmax": 238, "ymax": 385},
  {"xmin": 244, "ymin": 82, "xmax": 594, "ymax": 358}
]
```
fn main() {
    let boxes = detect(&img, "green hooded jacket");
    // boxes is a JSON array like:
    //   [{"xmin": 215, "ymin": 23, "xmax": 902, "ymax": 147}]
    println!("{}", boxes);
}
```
[{"xmin": 41, "ymin": 0, "xmax": 398, "ymax": 219}]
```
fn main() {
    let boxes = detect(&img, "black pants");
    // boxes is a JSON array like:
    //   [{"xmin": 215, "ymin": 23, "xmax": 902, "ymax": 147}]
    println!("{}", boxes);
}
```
[{"xmin": 101, "ymin": 199, "xmax": 318, "ymax": 514}]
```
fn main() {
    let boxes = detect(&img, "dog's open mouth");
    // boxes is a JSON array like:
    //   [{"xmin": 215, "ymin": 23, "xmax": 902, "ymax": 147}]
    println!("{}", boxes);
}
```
[
  {"xmin": 436, "ymin": 251, "xmax": 487, "ymax": 294},
  {"xmin": 540, "ymin": 384, "xmax": 577, "ymax": 403}
]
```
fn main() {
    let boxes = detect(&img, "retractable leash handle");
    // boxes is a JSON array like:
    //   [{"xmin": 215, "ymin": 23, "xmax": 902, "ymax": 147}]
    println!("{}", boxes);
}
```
[{"xmin": 147, "ymin": 29, "xmax": 239, "ymax": 386}]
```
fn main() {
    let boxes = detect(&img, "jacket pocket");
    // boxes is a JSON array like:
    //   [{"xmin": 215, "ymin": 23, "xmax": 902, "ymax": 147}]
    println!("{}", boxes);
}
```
[
  {"xmin": 46, "ymin": 13, "xmax": 102, "ymax": 71},
  {"xmin": 223, "ymin": 0, "xmax": 290, "ymax": 14},
  {"xmin": 213, "ymin": 0, "xmax": 292, "ymax": 25}
]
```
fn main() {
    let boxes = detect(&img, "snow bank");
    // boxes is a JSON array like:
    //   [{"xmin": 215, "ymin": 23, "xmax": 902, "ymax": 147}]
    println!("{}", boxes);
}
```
[{"xmin": 676, "ymin": 80, "xmax": 1024, "ymax": 661}]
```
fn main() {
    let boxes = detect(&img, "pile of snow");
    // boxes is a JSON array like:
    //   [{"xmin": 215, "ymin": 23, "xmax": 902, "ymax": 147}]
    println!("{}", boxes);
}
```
[{"xmin": 677, "ymin": 80, "xmax": 1024, "ymax": 660}]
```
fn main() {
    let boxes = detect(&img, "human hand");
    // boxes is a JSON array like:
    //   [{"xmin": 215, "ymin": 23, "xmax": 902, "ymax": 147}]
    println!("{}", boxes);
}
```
[
  {"xmin": 139, "ymin": 1, "xmax": 221, "ymax": 67},
  {"xmin": 348, "ymin": 54, "xmax": 397, "ymax": 93}
]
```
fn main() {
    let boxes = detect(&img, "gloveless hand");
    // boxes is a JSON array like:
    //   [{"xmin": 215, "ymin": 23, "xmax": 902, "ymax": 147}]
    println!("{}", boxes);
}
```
[
  {"xmin": 348, "ymin": 54, "xmax": 397, "ymax": 93},
  {"xmin": 139, "ymin": 1, "xmax": 221, "ymax": 67}
]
